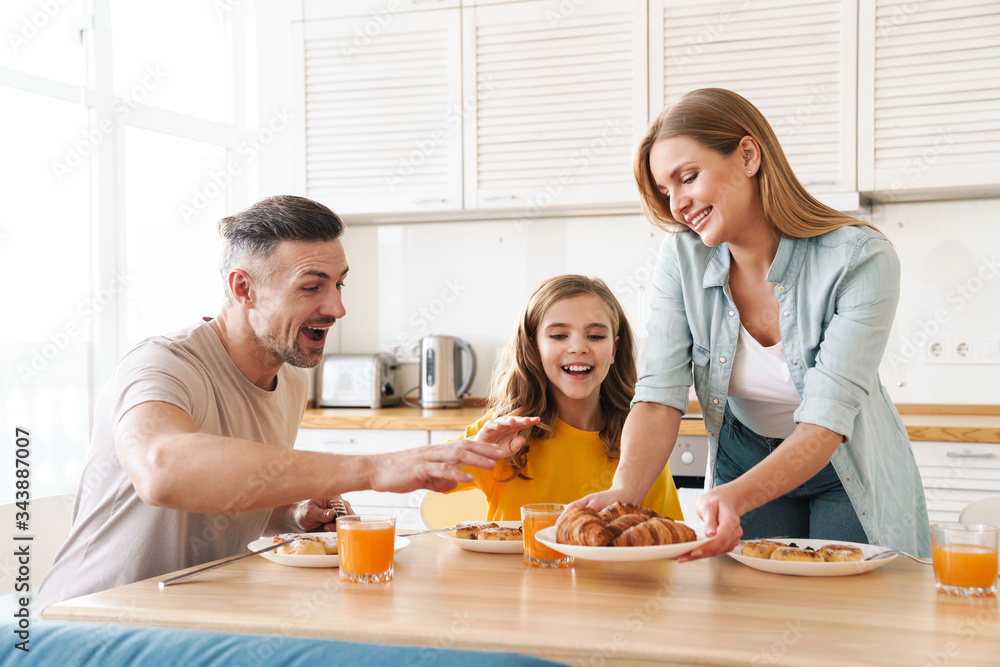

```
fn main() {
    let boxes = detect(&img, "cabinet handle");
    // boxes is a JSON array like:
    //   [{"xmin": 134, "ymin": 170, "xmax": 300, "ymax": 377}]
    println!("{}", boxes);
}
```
[
  {"xmin": 946, "ymin": 452, "xmax": 994, "ymax": 459},
  {"xmin": 323, "ymin": 439, "xmax": 357, "ymax": 446},
  {"xmin": 413, "ymin": 198, "xmax": 446, "ymax": 205},
  {"xmin": 484, "ymin": 195, "xmax": 518, "ymax": 201}
]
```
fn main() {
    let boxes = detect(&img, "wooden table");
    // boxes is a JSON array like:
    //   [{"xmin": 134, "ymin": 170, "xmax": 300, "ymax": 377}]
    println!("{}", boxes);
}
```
[{"xmin": 44, "ymin": 537, "xmax": 999, "ymax": 666}]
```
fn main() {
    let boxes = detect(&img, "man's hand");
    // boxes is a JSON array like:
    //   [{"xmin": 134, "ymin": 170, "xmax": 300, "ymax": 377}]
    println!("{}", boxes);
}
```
[
  {"xmin": 291, "ymin": 496, "xmax": 356, "ymax": 533},
  {"xmin": 367, "ymin": 416, "xmax": 539, "ymax": 494}
]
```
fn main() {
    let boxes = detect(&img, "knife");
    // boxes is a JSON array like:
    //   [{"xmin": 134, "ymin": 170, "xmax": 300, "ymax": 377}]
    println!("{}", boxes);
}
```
[{"xmin": 158, "ymin": 540, "xmax": 292, "ymax": 588}]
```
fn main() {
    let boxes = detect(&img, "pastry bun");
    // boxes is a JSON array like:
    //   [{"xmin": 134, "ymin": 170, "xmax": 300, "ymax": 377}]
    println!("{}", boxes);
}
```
[
  {"xmin": 769, "ymin": 546, "xmax": 824, "ymax": 562},
  {"xmin": 275, "ymin": 533, "xmax": 338, "ymax": 554},
  {"xmin": 276, "ymin": 538, "xmax": 326, "ymax": 556},
  {"xmin": 478, "ymin": 526, "xmax": 523, "ymax": 541},
  {"xmin": 741, "ymin": 540, "xmax": 786, "ymax": 559},
  {"xmin": 817, "ymin": 544, "xmax": 863, "ymax": 562},
  {"xmin": 455, "ymin": 521, "xmax": 498, "ymax": 540}
]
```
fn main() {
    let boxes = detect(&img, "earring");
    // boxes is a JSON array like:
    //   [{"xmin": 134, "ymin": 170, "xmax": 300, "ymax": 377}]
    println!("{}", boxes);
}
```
[{"xmin": 747, "ymin": 170, "xmax": 753, "ymax": 175}]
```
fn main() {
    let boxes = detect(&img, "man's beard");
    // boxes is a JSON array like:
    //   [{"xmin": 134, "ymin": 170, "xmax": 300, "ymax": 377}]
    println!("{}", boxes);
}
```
[{"xmin": 253, "ymin": 328, "xmax": 325, "ymax": 369}]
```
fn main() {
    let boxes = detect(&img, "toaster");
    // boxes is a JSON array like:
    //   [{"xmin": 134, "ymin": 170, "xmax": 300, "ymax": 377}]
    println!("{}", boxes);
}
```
[{"xmin": 316, "ymin": 353, "xmax": 400, "ymax": 408}]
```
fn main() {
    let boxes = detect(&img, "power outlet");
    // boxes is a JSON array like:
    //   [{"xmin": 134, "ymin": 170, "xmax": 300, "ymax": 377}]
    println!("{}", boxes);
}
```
[{"xmin": 926, "ymin": 337, "xmax": 1000, "ymax": 364}]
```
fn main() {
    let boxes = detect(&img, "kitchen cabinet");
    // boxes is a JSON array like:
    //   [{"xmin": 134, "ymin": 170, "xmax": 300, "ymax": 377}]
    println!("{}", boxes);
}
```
[
  {"xmin": 461, "ymin": 0, "xmax": 647, "ymax": 211},
  {"xmin": 294, "ymin": 428, "xmax": 430, "ymax": 529},
  {"xmin": 912, "ymin": 440, "xmax": 1000, "ymax": 523},
  {"xmin": 858, "ymin": 0, "xmax": 1000, "ymax": 202},
  {"xmin": 297, "ymin": 1, "xmax": 464, "ymax": 214},
  {"xmin": 651, "ymin": 0, "xmax": 859, "ymax": 202},
  {"xmin": 284, "ymin": 0, "xmax": 1000, "ymax": 218}
]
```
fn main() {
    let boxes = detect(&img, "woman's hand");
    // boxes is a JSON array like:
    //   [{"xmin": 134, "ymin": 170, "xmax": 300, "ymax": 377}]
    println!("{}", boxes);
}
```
[{"xmin": 677, "ymin": 484, "xmax": 743, "ymax": 561}]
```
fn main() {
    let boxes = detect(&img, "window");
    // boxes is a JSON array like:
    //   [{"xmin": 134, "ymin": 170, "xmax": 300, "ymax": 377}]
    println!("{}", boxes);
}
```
[{"xmin": 0, "ymin": 4, "xmax": 251, "ymax": 502}]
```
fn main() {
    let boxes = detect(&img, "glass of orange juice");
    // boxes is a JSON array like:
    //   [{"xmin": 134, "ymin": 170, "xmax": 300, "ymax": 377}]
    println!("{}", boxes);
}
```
[
  {"xmin": 930, "ymin": 523, "xmax": 998, "ymax": 597},
  {"xmin": 336, "ymin": 515, "xmax": 397, "ymax": 583},
  {"xmin": 521, "ymin": 503, "xmax": 573, "ymax": 568}
]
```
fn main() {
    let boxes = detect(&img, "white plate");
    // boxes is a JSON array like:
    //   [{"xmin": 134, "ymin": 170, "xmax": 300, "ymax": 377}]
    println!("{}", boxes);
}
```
[
  {"xmin": 727, "ymin": 539, "xmax": 897, "ymax": 577},
  {"xmin": 534, "ymin": 526, "xmax": 710, "ymax": 562},
  {"xmin": 437, "ymin": 521, "xmax": 524, "ymax": 554},
  {"xmin": 248, "ymin": 535, "xmax": 411, "ymax": 569}
]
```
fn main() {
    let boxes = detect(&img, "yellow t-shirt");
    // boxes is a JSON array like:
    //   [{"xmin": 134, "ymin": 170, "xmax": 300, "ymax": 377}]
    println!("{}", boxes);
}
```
[{"xmin": 450, "ymin": 412, "xmax": 683, "ymax": 521}]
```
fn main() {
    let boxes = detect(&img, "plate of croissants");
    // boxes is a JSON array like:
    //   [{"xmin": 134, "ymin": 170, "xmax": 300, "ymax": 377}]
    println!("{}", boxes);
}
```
[
  {"xmin": 438, "ymin": 521, "xmax": 524, "ymax": 553},
  {"xmin": 534, "ymin": 503, "xmax": 708, "ymax": 562},
  {"xmin": 248, "ymin": 533, "xmax": 411, "ymax": 568},
  {"xmin": 728, "ymin": 539, "xmax": 897, "ymax": 577}
]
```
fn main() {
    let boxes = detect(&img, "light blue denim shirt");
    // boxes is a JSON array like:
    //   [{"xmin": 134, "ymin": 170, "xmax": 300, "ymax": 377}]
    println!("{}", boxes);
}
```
[{"xmin": 635, "ymin": 225, "xmax": 931, "ymax": 556}]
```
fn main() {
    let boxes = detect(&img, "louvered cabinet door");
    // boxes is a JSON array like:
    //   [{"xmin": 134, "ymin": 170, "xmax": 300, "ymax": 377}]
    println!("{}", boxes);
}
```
[
  {"xmin": 859, "ymin": 0, "xmax": 1000, "ymax": 201},
  {"xmin": 300, "ymin": 7, "xmax": 463, "ymax": 214},
  {"xmin": 463, "ymin": 0, "xmax": 648, "ymax": 212},
  {"xmin": 651, "ymin": 0, "xmax": 858, "ymax": 201}
]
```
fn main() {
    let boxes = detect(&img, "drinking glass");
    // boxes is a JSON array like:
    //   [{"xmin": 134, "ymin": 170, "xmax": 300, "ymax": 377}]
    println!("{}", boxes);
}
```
[
  {"xmin": 521, "ymin": 503, "xmax": 573, "ymax": 568},
  {"xmin": 336, "ymin": 515, "xmax": 396, "ymax": 583},
  {"xmin": 930, "ymin": 523, "xmax": 998, "ymax": 597}
]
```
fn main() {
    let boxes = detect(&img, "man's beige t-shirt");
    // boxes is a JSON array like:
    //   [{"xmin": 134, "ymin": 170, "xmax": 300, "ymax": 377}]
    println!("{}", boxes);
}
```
[{"xmin": 36, "ymin": 321, "xmax": 308, "ymax": 614}]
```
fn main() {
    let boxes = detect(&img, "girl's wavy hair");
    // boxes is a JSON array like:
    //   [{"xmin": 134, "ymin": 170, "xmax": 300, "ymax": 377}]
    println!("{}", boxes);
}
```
[
  {"xmin": 633, "ymin": 88, "xmax": 881, "ymax": 238},
  {"xmin": 488, "ymin": 275, "xmax": 636, "ymax": 481}
]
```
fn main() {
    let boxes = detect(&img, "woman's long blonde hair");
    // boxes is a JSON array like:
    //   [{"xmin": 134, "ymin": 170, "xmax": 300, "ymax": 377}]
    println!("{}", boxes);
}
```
[
  {"xmin": 489, "ymin": 275, "xmax": 636, "ymax": 481},
  {"xmin": 634, "ymin": 88, "xmax": 879, "ymax": 238}
]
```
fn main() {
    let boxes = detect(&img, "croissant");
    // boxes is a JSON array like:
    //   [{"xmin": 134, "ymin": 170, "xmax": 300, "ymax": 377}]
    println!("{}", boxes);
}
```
[
  {"xmin": 612, "ymin": 517, "xmax": 694, "ymax": 546},
  {"xmin": 598, "ymin": 501, "xmax": 657, "ymax": 523},
  {"xmin": 605, "ymin": 514, "xmax": 649, "ymax": 539},
  {"xmin": 555, "ymin": 507, "xmax": 613, "ymax": 547}
]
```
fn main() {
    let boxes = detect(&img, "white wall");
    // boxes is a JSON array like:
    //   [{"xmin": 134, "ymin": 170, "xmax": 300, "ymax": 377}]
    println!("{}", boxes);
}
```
[
  {"xmin": 332, "ymin": 197, "xmax": 1000, "ymax": 405},
  {"xmin": 876, "ymin": 198, "xmax": 1000, "ymax": 404}
]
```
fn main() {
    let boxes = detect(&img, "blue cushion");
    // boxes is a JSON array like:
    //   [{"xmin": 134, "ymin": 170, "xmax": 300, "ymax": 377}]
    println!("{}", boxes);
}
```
[{"xmin": 1, "ymin": 622, "xmax": 565, "ymax": 666}]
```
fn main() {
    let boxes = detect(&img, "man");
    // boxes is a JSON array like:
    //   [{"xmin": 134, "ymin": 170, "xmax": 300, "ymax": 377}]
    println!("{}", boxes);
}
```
[{"xmin": 36, "ymin": 196, "xmax": 535, "ymax": 614}]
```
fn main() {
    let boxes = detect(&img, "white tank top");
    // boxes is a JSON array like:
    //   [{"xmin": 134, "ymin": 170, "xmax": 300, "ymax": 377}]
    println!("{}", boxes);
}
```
[{"xmin": 727, "ymin": 325, "xmax": 801, "ymax": 439}]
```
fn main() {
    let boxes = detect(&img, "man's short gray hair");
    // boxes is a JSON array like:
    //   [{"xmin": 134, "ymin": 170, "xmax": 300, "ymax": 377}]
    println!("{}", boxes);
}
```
[{"xmin": 217, "ymin": 195, "xmax": 345, "ymax": 305}]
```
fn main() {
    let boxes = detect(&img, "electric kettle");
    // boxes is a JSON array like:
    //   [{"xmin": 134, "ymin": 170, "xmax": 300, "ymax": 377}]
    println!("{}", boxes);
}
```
[{"xmin": 418, "ymin": 335, "xmax": 476, "ymax": 408}]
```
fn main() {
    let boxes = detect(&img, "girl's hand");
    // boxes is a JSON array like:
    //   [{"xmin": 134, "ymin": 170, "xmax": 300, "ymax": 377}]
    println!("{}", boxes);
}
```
[
  {"xmin": 677, "ymin": 485, "xmax": 743, "ymax": 562},
  {"xmin": 568, "ymin": 487, "xmax": 642, "ymax": 513},
  {"xmin": 473, "ymin": 415, "xmax": 540, "ymax": 458}
]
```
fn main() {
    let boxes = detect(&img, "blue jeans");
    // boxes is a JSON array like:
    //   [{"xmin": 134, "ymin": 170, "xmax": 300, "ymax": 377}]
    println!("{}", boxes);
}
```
[{"xmin": 714, "ymin": 403, "xmax": 869, "ymax": 543}]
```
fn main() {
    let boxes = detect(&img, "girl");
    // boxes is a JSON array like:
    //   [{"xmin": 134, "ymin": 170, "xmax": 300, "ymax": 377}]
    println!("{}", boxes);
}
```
[
  {"xmin": 451, "ymin": 274, "xmax": 683, "ymax": 521},
  {"xmin": 574, "ymin": 88, "xmax": 930, "ymax": 559}
]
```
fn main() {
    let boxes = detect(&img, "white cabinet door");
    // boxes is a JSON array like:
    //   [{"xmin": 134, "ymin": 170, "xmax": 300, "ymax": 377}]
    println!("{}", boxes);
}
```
[
  {"xmin": 651, "ymin": 0, "xmax": 859, "ymax": 201},
  {"xmin": 858, "ymin": 0, "xmax": 1000, "ymax": 201},
  {"xmin": 463, "ymin": 0, "xmax": 648, "ymax": 212},
  {"xmin": 298, "ymin": 6, "xmax": 464, "ymax": 214},
  {"xmin": 912, "ymin": 441, "xmax": 1000, "ymax": 523},
  {"xmin": 294, "ymin": 429, "xmax": 430, "ymax": 529}
]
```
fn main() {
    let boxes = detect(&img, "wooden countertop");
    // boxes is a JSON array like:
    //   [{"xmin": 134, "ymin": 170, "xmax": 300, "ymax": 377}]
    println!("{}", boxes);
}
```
[
  {"xmin": 301, "ymin": 403, "xmax": 1000, "ymax": 443},
  {"xmin": 44, "ymin": 536, "xmax": 999, "ymax": 666}
]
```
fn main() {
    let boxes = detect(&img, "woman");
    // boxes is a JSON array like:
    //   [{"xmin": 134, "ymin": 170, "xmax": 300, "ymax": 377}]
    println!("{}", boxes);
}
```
[{"xmin": 575, "ymin": 88, "xmax": 930, "ymax": 559}]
